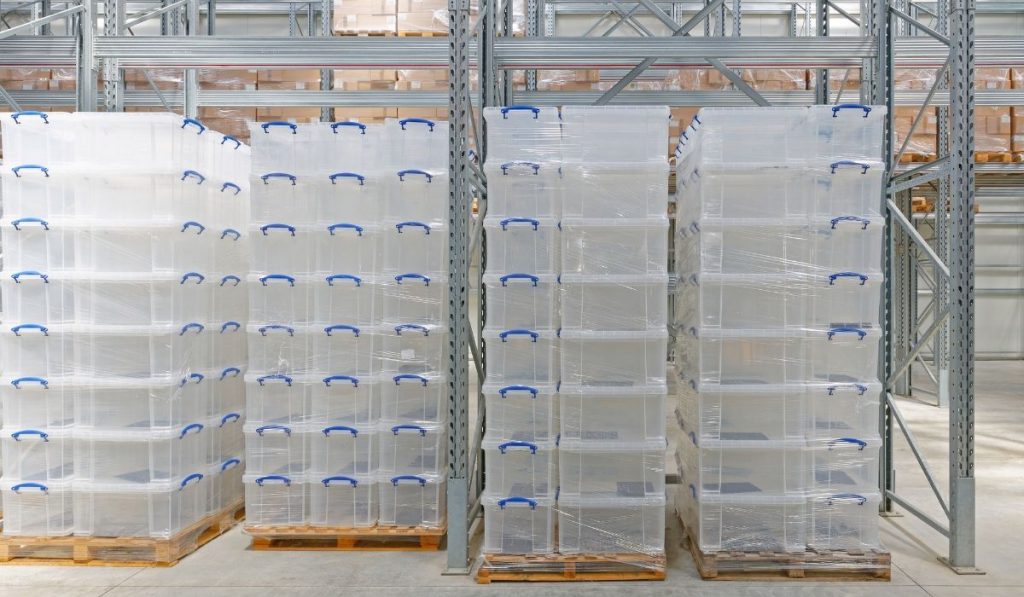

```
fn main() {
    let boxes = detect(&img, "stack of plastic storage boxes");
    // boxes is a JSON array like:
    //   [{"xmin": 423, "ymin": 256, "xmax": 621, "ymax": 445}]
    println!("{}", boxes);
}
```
[
  {"xmin": 673, "ymin": 105, "xmax": 886, "ymax": 554},
  {"xmin": 0, "ymin": 112, "xmax": 250, "ymax": 540},
  {"xmin": 243, "ymin": 117, "xmax": 448, "ymax": 531},
  {"xmin": 480, "ymin": 105, "xmax": 563, "ymax": 554},
  {"xmin": 557, "ymin": 106, "xmax": 669, "ymax": 555}
]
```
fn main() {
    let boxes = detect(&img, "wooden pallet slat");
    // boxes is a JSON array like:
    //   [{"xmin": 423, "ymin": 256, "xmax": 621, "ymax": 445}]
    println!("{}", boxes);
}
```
[
  {"xmin": 974, "ymin": 151, "xmax": 1014, "ymax": 163},
  {"xmin": 0, "ymin": 500, "xmax": 244, "ymax": 567},
  {"xmin": 245, "ymin": 524, "xmax": 446, "ymax": 551},
  {"xmin": 476, "ymin": 553, "xmax": 667, "ymax": 583}
]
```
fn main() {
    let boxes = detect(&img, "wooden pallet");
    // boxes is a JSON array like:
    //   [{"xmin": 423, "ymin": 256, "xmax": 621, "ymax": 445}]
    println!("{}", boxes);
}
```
[
  {"xmin": 246, "ymin": 524, "xmax": 445, "ymax": 551},
  {"xmin": 974, "ymin": 151, "xmax": 1014, "ymax": 163},
  {"xmin": 683, "ymin": 527, "xmax": 890, "ymax": 581},
  {"xmin": 476, "ymin": 553, "xmax": 667, "ymax": 583},
  {"xmin": 334, "ymin": 30, "xmax": 396, "ymax": 37},
  {"xmin": 898, "ymin": 152, "xmax": 936, "ymax": 164},
  {"xmin": 0, "ymin": 500, "xmax": 244, "ymax": 567},
  {"xmin": 396, "ymin": 31, "xmax": 448, "ymax": 37}
]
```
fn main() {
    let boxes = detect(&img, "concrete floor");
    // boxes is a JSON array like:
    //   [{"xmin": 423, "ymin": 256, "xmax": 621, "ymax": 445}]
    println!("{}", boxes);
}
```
[{"xmin": 1, "ymin": 361, "xmax": 1020, "ymax": 597}]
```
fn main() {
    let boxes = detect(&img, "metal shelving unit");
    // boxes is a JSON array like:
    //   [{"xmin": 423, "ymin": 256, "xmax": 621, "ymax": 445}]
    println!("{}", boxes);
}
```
[{"xmin": 2, "ymin": 0, "xmax": 1020, "ymax": 575}]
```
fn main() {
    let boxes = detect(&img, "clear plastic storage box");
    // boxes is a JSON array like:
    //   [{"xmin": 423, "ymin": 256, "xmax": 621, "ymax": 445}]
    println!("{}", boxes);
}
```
[
  {"xmin": 560, "ymin": 218, "xmax": 669, "ymax": 276},
  {"xmin": 482, "ymin": 493, "xmax": 555, "ymax": 555},
  {"xmin": 308, "ymin": 425, "xmax": 377, "ymax": 477},
  {"xmin": 808, "ymin": 436, "xmax": 881, "ymax": 493},
  {"xmin": 380, "ymin": 273, "xmax": 449, "ymax": 326},
  {"xmin": 560, "ymin": 106, "xmax": 670, "ymax": 164},
  {"xmin": 559, "ymin": 329, "xmax": 668, "ymax": 386},
  {"xmin": 558, "ymin": 438, "xmax": 666, "ymax": 498},
  {"xmin": 557, "ymin": 495, "xmax": 666, "ymax": 555},
  {"xmin": 74, "ymin": 423, "xmax": 209, "ymax": 484},
  {"xmin": 484, "ymin": 162, "xmax": 562, "ymax": 219},
  {"xmin": 482, "ymin": 273, "xmax": 559, "ymax": 331},
  {"xmin": 481, "ymin": 106, "xmax": 562, "ymax": 165},
  {"xmin": 315, "ymin": 222, "xmax": 379, "ymax": 276},
  {"xmin": 377, "ymin": 421, "xmax": 446, "ymax": 475},
  {"xmin": 561, "ymin": 164, "xmax": 669, "ymax": 219},
  {"xmin": 377, "ymin": 324, "xmax": 448, "ymax": 374},
  {"xmin": 380, "ymin": 373, "xmax": 447, "ymax": 424},
  {"xmin": 383, "ymin": 169, "xmax": 448, "ymax": 224},
  {"xmin": 559, "ymin": 384, "xmax": 666, "ymax": 442},
  {"xmin": 209, "ymin": 414, "xmax": 244, "ymax": 466},
  {"xmin": 560, "ymin": 274, "xmax": 668, "ymax": 331},
  {"xmin": 812, "ymin": 161, "xmax": 885, "ymax": 217},
  {"xmin": 679, "ymin": 107, "xmax": 810, "ymax": 166},
  {"xmin": 689, "ymin": 383, "xmax": 806, "ymax": 443},
  {"xmin": 72, "ymin": 375, "xmax": 209, "ymax": 431},
  {"xmin": 806, "ymin": 382, "xmax": 882, "ymax": 441},
  {"xmin": 809, "ymin": 104, "xmax": 886, "ymax": 162},
  {"xmin": 1, "ymin": 426, "xmax": 74, "ymax": 481},
  {"xmin": 0, "ymin": 478, "xmax": 74, "ymax": 536},
  {"xmin": 378, "ymin": 472, "xmax": 445, "ymax": 527},
  {"xmin": 244, "ymin": 421, "xmax": 308, "ymax": 476},
  {"xmin": 483, "ymin": 383, "xmax": 558, "ymax": 443},
  {"xmin": 247, "ymin": 273, "xmax": 380, "ymax": 326},
  {"xmin": 244, "ymin": 373, "xmax": 312, "ymax": 426},
  {"xmin": 74, "ymin": 474, "xmax": 209, "ymax": 538},
  {"xmin": 692, "ymin": 490, "xmax": 808, "ymax": 552},
  {"xmin": 243, "ymin": 473, "xmax": 307, "ymax": 528},
  {"xmin": 382, "ymin": 118, "xmax": 449, "ymax": 171},
  {"xmin": 250, "ymin": 172, "xmax": 317, "ymax": 225},
  {"xmin": 680, "ymin": 165, "xmax": 816, "ymax": 220},
  {"xmin": 309, "ymin": 375, "xmax": 379, "ymax": 427},
  {"xmin": 484, "ymin": 217, "xmax": 560, "ymax": 275},
  {"xmin": 808, "ymin": 491, "xmax": 882, "ymax": 550},
  {"xmin": 209, "ymin": 456, "xmax": 244, "ymax": 512},
  {"xmin": 482, "ymin": 436, "xmax": 557, "ymax": 498},
  {"xmin": 1, "ymin": 375, "xmax": 75, "ymax": 429},
  {"xmin": 481, "ymin": 328, "xmax": 560, "ymax": 385},
  {"xmin": 247, "ymin": 324, "xmax": 379, "ymax": 377},
  {"xmin": 692, "ymin": 438, "xmax": 807, "ymax": 496},
  {"xmin": 248, "ymin": 224, "xmax": 314, "ymax": 275},
  {"xmin": 380, "ymin": 220, "xmax": 449, "ymax": 276},
  {"xmin": 314, "ymin": 171, "xmax": 383, "ymax": 224},
  {"xmin": 309, "ymin": 473, "xmax": 377, "ymax": 527}
]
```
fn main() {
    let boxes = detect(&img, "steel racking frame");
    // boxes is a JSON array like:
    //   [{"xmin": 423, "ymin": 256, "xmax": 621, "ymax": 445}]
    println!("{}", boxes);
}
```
[{"xmin": 0, "ymin": 0, "xmax": 1017, "ymax": 575}]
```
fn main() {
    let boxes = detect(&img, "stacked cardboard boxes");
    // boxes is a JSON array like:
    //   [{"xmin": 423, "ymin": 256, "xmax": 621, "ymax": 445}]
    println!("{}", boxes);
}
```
[
  {"xmin": 333, "ymin": 0, "xmax": 398, "ymax": 33},
  {"xmin": 1013, "ymin": 68, "xmax": 1024, "ymax": 160}
]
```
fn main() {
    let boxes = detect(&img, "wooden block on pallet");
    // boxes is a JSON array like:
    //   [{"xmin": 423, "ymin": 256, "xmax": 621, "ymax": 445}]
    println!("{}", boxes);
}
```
[
  {"xmin": 245, "ymin": 524, "xmax": 446, "ymax": 551},
  {"xmin": 974, "ymin": 151, "xmax": 1014, "ymax": 163},
  {"xmin": 476, "ymin": 553, "xmax": 666, "ymax": 583}
]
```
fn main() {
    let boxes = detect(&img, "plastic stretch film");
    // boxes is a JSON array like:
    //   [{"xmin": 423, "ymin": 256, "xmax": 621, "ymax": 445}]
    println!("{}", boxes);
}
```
[{"xmin": 672, "ymin": 106, "xmax": 886, "ymax": 558}]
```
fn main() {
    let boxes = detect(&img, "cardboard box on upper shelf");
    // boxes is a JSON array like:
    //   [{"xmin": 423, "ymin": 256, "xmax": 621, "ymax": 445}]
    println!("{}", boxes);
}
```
[
  {"xmin": 257, "ymin": 70, "xmax": 323, "ymax": 91},
  {"xmin": 334, "ymin": 69, "xmax": 399, "ymax": 91},
  {"xmin": 333, "ymin": 0, "xmax": 397, "ymax": 33}
]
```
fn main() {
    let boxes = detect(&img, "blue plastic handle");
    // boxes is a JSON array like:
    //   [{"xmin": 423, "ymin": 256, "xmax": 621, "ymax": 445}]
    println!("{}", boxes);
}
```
[
  {"xmin": 395, "ymin": 221, "xmax": 430, "ymax": 234},
  {"xmin": 500, "ymin": 161, "xmax": 540, "ymax": 175},
  {"xmin": 500, "ymin": 329, "xmax": 539, "ymax": 342},
  {"xmin": 827, "ymin": 492, "xmax": 868, "ymax": 505},
  {"xmin": 261, "ymin": 172, "xmax": 297, "ymax": 185},
  {"xmin": 322, "ymin": 475, "xmax": 359, "ymax": 487},
  {"xmin": 180, "ymin": 272, "xmax": 205, "ymax": 285},
  {"xmin": 499, "ymin": 273, "xmax": 538, "ymax": 287},
  {"xmin": 220, "ymin": 413, "xmax": 241, "ymax": 427},
  {"xmin": 324, "ymin": 374, "xmax": 359, "ymax": 387},
  {"xmin": 827, "ymin": 383, "xmax": 869, "ymax": 396},
  {"xmin": 397, "ymin": 169, "xmax": 433, "ymax": 182},
  {"xmin": 12, "ymin": 323, "xmax": 49, "ymax": 337},
  {"xmin": 497, "ymin": 496, "xmax": 537, "ymax": 510},
  {"xmin": 331, "ymin": 121, "xmax": 366, "ymax": 134},
  {"xmin": 179, "ymin": 323, "xmax": 205, "ymax": 336},
  {"xmin": 220, "ymin": 275, "xmax": 241, "ymax": 288},
  {"xmin": 181, "ymin": 221, "xmax": 206, "ymax": 235},
  {"xmin": 500, "ymin": 105, "xmax": 540, "ymax": 119},
  {"xmin": 221, "ymin": 182, "xmax": 241, "ymax": 195},
  {"xmin": 258, "ymin": 324, "xmax": 295, "ymax": 336},
  {"xmin": 11, "ymin": 376, "xmax": 48, "ymax": 389},
  {"xmin": 324, "ymin": 324, "xmax": 360, "ymax": 337},
  {"xmin": 11, "ymin": 482, "xmax": 48, "ymax": 493},
  {"xmin": 255, "ymin": 475, "xmax": 291, "ymax": 486},
  {"xmin": 832, "ymin": 103, "xmax": 872, "ymax": 118},
  {"xmin": 689, "ymin": 484, "xmax": 697, "ymax": 499},
  {"xmin": 499, "ymin": 217, "xmax": 539, "ymax": 231},
  {"xmin": 221, "ymin": 229, "xmax": 241, "ymax": 241},
  {"xmin": 398, "ymin": 117, "xmax": 435, "ymax": 131},
  {"xmin": 394, "ymin": 323, "xmax": 429, "ymax": 336},
  {"xmin": 221, "ymin": 135, "xmax": 241, "ymax": 149},
  {"xmin": 829, "ymin": 271, "xmax": 868, "ymax": 286},
  {"xmin": 11, "ymin": 270, "xmax": 48, "ymax": 283},
  {"xmin": 327, "ymin": 222, "xmax": 363, "ymax": 236},
  {"xmin": 260, "ymin": 274, "xmax": 296, "ymax": 287},
  {"xmin": 395, "ymin": 273, "xmax": 430, "ymax": 286},
  {"xmin": 829, "ymin": 437, "xmax": 869, "ymax": 450},
  {"xmin": 394, "ymin": 374, "xmax": 429, "ymax": 387},
  {"xmin": 830, "ymin": 215, "xmax": 871, "ymax": 230},
  {"xmin": 329, "ymin": 172, "xmax": 365, "ymax": 185},
  {"xmin": 323, "ymin": 425, "xmax": 359, "ymax": 437},
  {"xmin": 256, "ymin": 424, "xmax": 292, "ymax": 436},
  {"xmin": 257, "ymin": 374, "xmax": 293, "ymax": 387},
  {"xmin": 498, "ymin": 440, "xmax": 538, "ymax": 454},
  {"xmin": 327, "ymin": 274, "xmax": 361, "ymax": 287},
  {"xmin": 498, "ymin": 385, "xmax": 537, "ymax": 398},
  {"xmin": 11, "ymin": 111, "xmax": 49, "ymax": 124},
  {"xmin": 12, "ymin": 429, "xmax": 48, "ymax": 441},
  {"xmin": 391, "ymin": 475, "xmax": 427, "ymax": 486},
  {"xmin": 179, "ymin": 472, "xmax": 204, "ymax": 490},
  {"xmin": 830, "ymin": 160, "xmax": 871, "ymax": 174},
  {"xmin": 220, "ymin": 366, "xmax": 242, "ymax": 380},
  {"xmin": 11, "ymin": 164, "xmax": 49, "ymax": 178},
  {"xmin": 391, "ymin": 424, "xmax": 427, "ymax": 436},
  {"xmin": 179, "ymin": 372, "xmax": 205, "ymax": 387},
  {"xmin": 11, "ymin": 217, "xmax": 50, "ymax": 231},
  {"xmin": 261, "ymin": 121, "xmax": 297, "ymax": 134},
  {"xmin": 221, "ymin": 321, "xmax": 241, "ymax": 333},
  {"xmin": 181, "ymin": 169, "xmax": 205, "ymax": 184},
  {"xmin": 827, "ymin": 326, "xmax": 867, "ymax": 341},
  {"xmin": 221, "ymin": 458, "xmax": 241, "ymax": 471},
  {"xmin": 181, "ymin": 118, "xmax": 206, "ymax": 134},
  {"xmin": 260, "ymin": 222, "xmax": 296, "ymax": 236},
  {"xmin": 179, "ymin": 423, "xmax": 204, "ymax": 439}
]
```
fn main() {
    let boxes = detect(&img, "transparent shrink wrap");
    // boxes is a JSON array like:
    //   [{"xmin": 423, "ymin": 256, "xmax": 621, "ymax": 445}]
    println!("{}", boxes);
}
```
[
  {"xmin": 808, "ymin": 436, "xmax": 881, "ymax": 495},
  {"xmin": 383, "ymin": 168, "xmax": 448, "ymax": 223},
  {"xmin": 686, "ymin": 436, "xmax": 807, "ymax": 498},
  {"xmin": 74, "ymin": 473, "xmax": 210, "ymax": 538},
  {"xmin": 380, "ymin": 220, "xmax": 450, "ymax": 277},
  {"xmin": 483, "ymin": 160, "xmax": 561, "ymax": 219},
  {"xmin": 974, "ymin": 106, "xmax": 1012, "ymax": 154},
  {"xmin": 682, "ymin": 383, "xmax": 806, "ymax": 444},
  {"xmin": 560, "ymin": 106, "xmax": 670, "ymax": 164},
  {"xmin": 378, "ymin": 472, "xmax": 445, "ymax": 527},
  {"xmin": 559, "ymin": 384, "xmax": 666, "ymax": 443},
  {"xmin": 243, "ymin": 421, "xmax": 307, "ymax": 478},
  {"xmin": 310, "ymin": 473, "xmax": 378, "ymax": 528},
  {"xmin": 380, "ymin": 273, "xmax": 448, "ymax": 326},
  {"xmin": 209, "ymin": 456, "xmax": 245, "ymax": 513},
  {"xmin": 557, "ymin": 495, "xmax": 666, "ymax": 556},
  {"xmin": 559, "ymin": 329, "xmax": 668, "ymax": 386},
  {"xmin": 1, "ymin": 426, "xmax": 74, "ymax": 482},
  {"xmin": 246, "ymin": 323, "xmax": 378, "ymax": 377},
  {"xmin": 249, "ymin": 121, "xmax": 383, "ymax": 177},
  {"xmin": 249, "ymin": 223, "xmax": 380, "ymax": 277},
  {"xmin": 688, "ymin": 488, "xmax": 808, "ymax": 553},
  {"xmin": 893, "ymin": 106, "xmax": 938, "ymax": 157},
  {"xmin": 381, "ymin": 117, "xmax": 449, "ymax": 171},
  {"xmin": 209, "ymin": 413, "xmax": 245, "ymax": 467},
  {"xmin": 244, "ymin": 472, "xmax": 308, "ymax": 528},
  {"xmin": 247, "ymin": 273, "xmax": 380, "ymax": 327},
  {"xmin": 481, "ymin": 327, "xmax": 559, "ymax": 386},
  {"xmin": 484, "ymin": 216, "xmax": 560, "ymax": 275},
  {"xmin": 1, "ymin": 478, "xmax": 75, "ymax": 536},
  {"xmin": 377, "ymin": 420, "xmax": 446, "ymax": 476},
  {"xmin": 560, "ymin": 218, "xmax": 669, "ymax": 276},
  {"xmin": 808, "ymin": 491, "xmax": 881, "ymax": 551},
  {"xmin": 558, "ymin": 438, "xmax": 666, "ymax": 499},
  {"xmin": 74, "ymin": 421, "xmax": 210, "ymax": 484},
  {"xmin": 561, "ymin": 163, "xmax": 668, "ymax": 219},
  {"xmin": 483, "ymin": 382, "xmax": 558, "ymax": 443},
  {"xmin": 560, "ymin": 274, "xmax": 668, "ymax": 332},
  {"xmin": 213, "ymin": 365, "xmax": 247, "ymax": 419},
  {"xmin": 380, "ymin": 372, "xmax": 446, "ymax": 424},
  {"xmin": 69, "ymin": 375, "xmax": 211, "ymax": 432},
  {"xmin": 482, "ymin": 273, "xmax": 559, "ymax": 331},
  {"xmin": 1, "ymin": 375, "xmax": 76, "ymax": 429},
  {"xmin": 806, "ymin": 381, "xmax": 882, "ymax": 442},
  {"xmin": 482, "ymin": 493, "xmax": 556, "ymax": 555},
  {"xmin": 482, "ymin": 436, "xmax": 557, "ymax": 498},
  {"xmin": 377, "ymin": 323, "xmax": 449, "ymax": 375},
  {"xmin": 481, "ymin": 106, "xmax": 562, "ymax": 166}
]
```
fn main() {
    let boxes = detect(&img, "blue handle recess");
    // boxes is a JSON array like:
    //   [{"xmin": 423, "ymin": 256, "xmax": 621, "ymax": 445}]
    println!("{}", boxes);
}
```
[
  {"xmin": 394, "ymin": 323, "xmax": 429, "ymax": 336},
  {"xmin": 257, "ymin": 374, "xmax": 293, "ymax": 387},
  {"xmin": 11, "ymin": 324, "xmax": 49, "ymax": 337},
  {"xmin": 181, "ymin": 169, "xmax": 205, "ymax": 184},
  {"xmin": 221, "ymin": 181, "xmax": 241, "ymax": 195},
  {"xmin": 256, "ymin": 424, "xmax": 292, "ymax": 436},
  {"xmin": 398, "ymin": 117, "xmax": 435, "ymax": 131},
  {"xmin": 498, "ymin": 440, "xmax": 538, "ymax": 454},
  {"xmin": 331, "ymin": 121, "xmax": 366, "ymax": 134},
  {"xmin": 221, "ymin": 321, "xmax": 241, "ymax": 333},
  {"xmin": 327, "ymin": 222, "xmax": 363, "ymax": 236},
  {"xmin": 323, "ymin": 425, "xmax": 359, "ymax": 437},
  {"xmin": 498, "ymin": 496, "xmax": 537, "ymax": 509},
  {"xmin": 11, "ymin": 164, "xmax": 49, "ymax": 178},
  {"xmin": 395, "ymin": 221, "xmax": 430, "ymax": 234},
  {"xmin": 181, "ymin": 118, "xmax": 206, "ymax": 134},
  {"xmin": 500, "ymin": 273, "xmax": 538, "ymax": 287},
  {"xmin": 827, "ymin": 326, "xmax": 867, "ymax": 341},
  {"xmin": 11, "ymin": 376, "xmax": 48, "ymax": 389},
  {"xmin": 500, "ymin": 161, "xmax": 540, "ymax": 175},
  {"xmin": 323, "ymin": 374, "xmax": 359, "ymax": 388},
  {"xmin": 391, "ymin": 475, "xmax": 427, "ymax": 486},
  {"xmin": 260, "ymin": 222, "xmax": 296, "ymax": 236},
  {"xmin": 830, "ymin": 160, "xmax": 871, "ymax": 174},
  {"xmin": 260, "ymin": 274, "xmax": 295, "ymax": 287},
  {"xmin": 179, "ymin": 423, "xmax": 204, "ymax": 439},
  {"xmin": 829, "ymin": 437, "xmax": 868, "ymax": 450},
  {"xmin": 220, "ymin": 413, "xmax": 241, "ymax": 427},
  {"xmin": 179, "ymin": 472, "xmax": 204, "ymax": 489},
  {"xmin": 220, "ymin": 366, "xmax": 242, "ymax": 380},
  {"xmin": 395, "ymin": 273, "xmax": 430, "ymax": 286},
  {"xmin": 324, "ymin": 324, "xmax": 360, "ymax": 337},
  {"xmin": 397, "ymin": 169, "xmax": 433, "ymax": 182},
  {"xmin": 261, "ymin": 172, "xmax": 297, "ymax": 185},
  {"xmin": 391, "ymin": 424, "xmax": 427, "ymax": 436},
  {"xmin": 11, "ymin": 482, "xmax": 48, "ymax": 493},
  {"xmin": 180, "ymin": 272, "xmax": 205, "ymax": 285},
  {"xmin": 394, "ymin": 374, "xmax": 429, "ymax": 386},
  {"xmin": 255, "ymin": 475, "xmax": 291, "ymax": 486},
  {"xmin": 500, "ymin": 329, "xmax": 539, "ymax": 342},
  {"xmin": 327, "ymin": 274, "xmax": 361, "ymax": 287},
  {"xmin": 827, "ymin": 383, "xmax": 869, "ymax": 396},
  {"xmin": 221, "ymin": 135, "xmax": 241, "ymax": 149},
  {"xmin": 11, "ymin": 270, "xmax": 48, "ymax": 283},
  {"xmin": 831, "ymin": 215, "xmax": 870, "ymax": 230},
  {"xmin": 827, "ymin": 492, "xmax": 868, "ymax": 505},
  {"xmin": 11, "ymin": 217, "xmax": 50, "ymax": 230},
  {"xmin": 181, "ymin": 221, "xmax": 206, "ymax": 235},
  {"xmin": 12, "ymin": 429, "xmax": 48, "ymax": 441},
  {"xmin": 500, "ymin": 105, "xmax": 540, "ymax": 119},
  {"xmin": 258, "ymin": 324, "xmax": 295, "ymax": 336},
  {"xmin": 499, "ymin": 217, "xmax": 539, "ymax": 231},
  {"xmin": 498, "ymin": 385, "xmax": 537, "ymax": 398},
  {"xmin": 261, "ymin": 121, "xmax": 297, "ymax": 134},
  {"xmin": 832, "ymin": 103, "xmax": 872, "ymax": 118},
  {"xmin": 221, "ymin": 229, "xmax": 241, "ymax": 241},
  {"xmin": 329, "ymin": 172, "xmax": 365, "ymax": 185},
  {"xmin": 220, "ymin": 274, "xmax": 241, "ymax": 286},
  {"xmin": 179, "ymin": 372, "xmax": 204, "ymax": 387},
  {"xmin": 829, "ymin": 271, "xmax": 868, "ymax": 286},
  {"xmin": 11, "ymin": 111, "xmax": 49, "ymax": 124},
  {"xmin": 322, "ymin": 475, "xmax": 359, "ymax": 487},
  {"xmin": 221, "ymin": 458, "xmax": 241, "ymax": 471}
]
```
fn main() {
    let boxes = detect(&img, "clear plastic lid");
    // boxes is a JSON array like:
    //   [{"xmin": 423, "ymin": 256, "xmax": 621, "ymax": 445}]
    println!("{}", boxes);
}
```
[
  {"xmin": 74, "ymin": 472, "xmax": 209, "ymax": 494},
  {"xmin": 482, "ymin": 491, "xmax": 555, "ymax": 508},
  {"xmin": 558, "ymin": 328, "xmax": 669, "ymax": 341},
  {"xmin": 557, "ymin": 383, "xmax": 667, "ymax": 397},
  {"xmin": 557, "ymin": 437, "xmax": 666, "ymax": 452},
  {"xmin": 481, "ymin": 382, "xmax": 558, "ymax": 396},
  {"xmin": 481, "ymin": 435, "xmax": 558, "ymax": 452},
  {"xmin": 556, "ymin": 493, "xmax": 667, "ymax": 508}
]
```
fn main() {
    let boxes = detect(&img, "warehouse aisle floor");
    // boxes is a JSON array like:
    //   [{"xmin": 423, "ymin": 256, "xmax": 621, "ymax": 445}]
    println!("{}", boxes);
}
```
[{"xmin": 0, "ymin": 361, "xmax": 1020, "ymax": 597}]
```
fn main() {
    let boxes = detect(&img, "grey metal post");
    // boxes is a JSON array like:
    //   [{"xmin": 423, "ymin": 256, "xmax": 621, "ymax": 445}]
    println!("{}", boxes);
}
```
[
  {"xmin": 936, "ymin": 0, "xmax": 951, "ymax": 408},
  {"xmin": 526, "ymin": 0, "xmax": 537, "ymax": 91},
  {"xmin": 321, "ymin": 0, "xmax": 334, "ymax": 122},
  {"xmin": 207, "ymin": 0, "xmax": 216, "ymax": 34},
  {"xmin": 446, "ymin": 0, "xmax": 472, "ymax": 574},
  {"xmin": 183, "ymin": 0, "xmax": 198, "ymax": 118},
  {"xmin": 815, "ymin": 0, "xmax": 829, "ymax": 104},
  {"xmin": 77, "ymin": 0, "xmax": 97, "ymax": 111},
  {"xmin": 103, "ymin": 0, "xmax": 125, "ymax": 111},
  {"xmin": 944, "ymin": 0, "xmax": 978, "ymax": 573}
]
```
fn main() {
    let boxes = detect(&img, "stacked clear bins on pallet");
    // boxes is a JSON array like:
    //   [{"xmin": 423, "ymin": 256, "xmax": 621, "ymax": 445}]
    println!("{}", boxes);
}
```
[
  {"xmin": 0, "ymin": 112, "xmax": 251, "ymax": 539},
  {"xmin": 673, "ymin": 105, "xmax": 886, "ymax": 554},
  {"xmin": 480, "ymin": 105, "xmax": 563, "ymax": 555},
  {"xmin": 243, "ymin": 118, "xmax": 448, "ymax": 531},
  {"xmin": 557, "ymin": 106, "xmax": 669, "ymax": 556}
]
